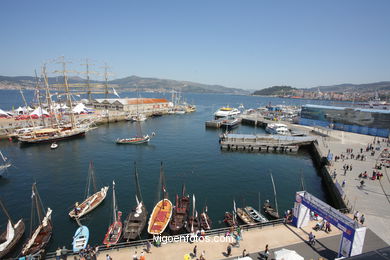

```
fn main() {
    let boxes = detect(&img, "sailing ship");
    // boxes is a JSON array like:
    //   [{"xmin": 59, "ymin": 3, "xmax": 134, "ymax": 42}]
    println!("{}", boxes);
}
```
[
  {"xmin": 103, "ymin": 181, "xmax": 123, "ymax": 246},
  {"xmin": 69, "ymin": 162, "xmax": 109, "ymax": 219},
  {"xmin": 0, "ymin": 151, "xmax": 11, "ymax": 177},
  {"xmin": 123, "ymin": 162, "xmax": 148, "ymax": 241},
  {"xmin": 199, "ymin": 205, "xmax": 212, "ymax": 230},
  {"xmin": 169, "ymin": 184, "xmax": 190, "ymax": 234},
  {"xmin": 21, "ymin": 183, "xmax": 53, "ymax": 257},
  {"xmin": 72, "ymin": 225, "xmax": 89, "ymax": 253},
  {"xmin": 17, "ymin": 62, "xmax": 89, "ymax": 144},
  {"xmin": 236, "ymin": 208, "xmax": 256, "ymax": 225},
  {"xmin": 147, "ymin": 163, "xmax": 173, "ymax": 235},
  {"xmin": 263, "ymin": 173, "xmax": 280, "ymax": 219},
  {"xmin": 0, "ymin": 199, "xmax": 25, "ymax": 258},
  {"xmin": 185, "ymin": 195, "xmax": 199, "ymax": 233}
]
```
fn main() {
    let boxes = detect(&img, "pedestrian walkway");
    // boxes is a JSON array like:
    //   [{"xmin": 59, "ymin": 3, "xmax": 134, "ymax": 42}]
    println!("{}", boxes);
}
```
[{"xmin": 315, "ymin": 129, "xmax": 390, "ymax": 245}]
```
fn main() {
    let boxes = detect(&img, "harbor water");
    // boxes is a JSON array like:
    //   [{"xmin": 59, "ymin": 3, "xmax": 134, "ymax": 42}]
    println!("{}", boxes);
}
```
[{"xmin": 0, "ymin": 90, "xmax": 335, "ymax": 254}]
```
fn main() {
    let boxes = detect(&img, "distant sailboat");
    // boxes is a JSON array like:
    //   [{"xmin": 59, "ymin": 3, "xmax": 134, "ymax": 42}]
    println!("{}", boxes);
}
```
[
  {"xmin": 21, "ymin": 183, "xmax": 52, "ymax": 257},
  {"xmin": 0, "ymin": 151, "xmax": 11, "ymax": 177},
  {"xmin": 0, "ymin": 199, "xmax": 25, "ymax": 258},
  {"xmin": 69, "ymin": 162, "xmax": 109, "ymax": 219},
  {"xmin": 103, "ymin": 181, "xmax": 123, "ymax": 246}
]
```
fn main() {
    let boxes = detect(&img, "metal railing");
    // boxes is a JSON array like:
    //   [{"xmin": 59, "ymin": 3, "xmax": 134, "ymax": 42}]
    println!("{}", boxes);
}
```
[{"xmin": 45, "ymin": 218, "xmax": 285, "ymax": 259}]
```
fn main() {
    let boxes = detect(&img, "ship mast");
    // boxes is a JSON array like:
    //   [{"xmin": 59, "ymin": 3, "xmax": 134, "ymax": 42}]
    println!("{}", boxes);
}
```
[
  {"xmin": 56, "ymin": 56, "xmax": 75, "ymax": 128},
  {"xmin": 81, "ymin": 58, "xmax": 95, "ymax": 102},
  {"xmin": 42, "ymin": 64, "xmax": 60, "ymax": 128},
  {"xmin": 34, "ymin": 70, "xmax": 46, "ymax": 127},
  {"xmin": 103, "ymin": 63, "xmax": 110, "ymax": 99}
]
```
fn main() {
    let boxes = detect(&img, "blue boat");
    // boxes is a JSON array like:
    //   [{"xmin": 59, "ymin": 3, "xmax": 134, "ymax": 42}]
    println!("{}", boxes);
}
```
[{"xmin": 72, "ymin": 225, "xmax": 89, "ymax": 253}]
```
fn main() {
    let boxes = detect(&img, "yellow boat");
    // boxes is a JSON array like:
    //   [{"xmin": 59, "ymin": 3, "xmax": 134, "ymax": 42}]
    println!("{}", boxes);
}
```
[{"xmin": 147, "ymin": 199, "xmax": 173, "ymax": 235}]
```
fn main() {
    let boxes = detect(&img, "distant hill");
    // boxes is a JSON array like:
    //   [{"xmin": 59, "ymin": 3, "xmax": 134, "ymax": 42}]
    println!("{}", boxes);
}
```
[
  {"xmin": 252, "ymin": 86, "xmax": 296, "ymax": 96},
  {"xmin": 0, "ymin": 75, "xmax": 248, "ymax": 94},
  {"xmin": 311, "ymin": 81, "xmax": 390, "ymax": 93}
]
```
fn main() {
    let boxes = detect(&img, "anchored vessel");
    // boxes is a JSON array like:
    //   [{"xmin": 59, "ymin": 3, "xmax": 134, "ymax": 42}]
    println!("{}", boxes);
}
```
[
  {"xmin": 199, "ymin": 206, "xmax": 212, "ymax": 231},
  {"xmin": 147, "ymin": 163, "xmax": 173, "ymax": 235},
  {"xmin": 0, "ymin": 199, "xmax": 25, "ymax": 258},
  {"xmin": 69, "ymin": 162, "xmax": 109, "ymax": 219},
  {"xmin": 169, "ymin": 185, "xmax": 190, "ymax": 234},
  {"xmin": 21, "ymin": 183, "xmax": 52, "ymax": 257},
  {"xmin": 236, "ymin": 208, "xmax": 256, "ymax": 225},
  {"xmin": 185, "ymin": 195, "xmax": 199, "ymax": 233},
  {"xmin": 103, "ymin": 181, "xmax": 123, "ymax": 246},
  {"xmin": 263, "ymin": 173, "xmax": 280, "ymax": 219},
  {"xmin": 72, "ymin": 225, "xmax": 89, "ymax": 253},
  {"xmin": 123, "ymin": 163, "xmax": 148, "ymax": 241}
]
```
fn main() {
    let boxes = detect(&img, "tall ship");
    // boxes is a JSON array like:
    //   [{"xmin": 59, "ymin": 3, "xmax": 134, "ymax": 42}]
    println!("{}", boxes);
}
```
[
  {"xmin": 169, "ymin": 184, "xmax": 190, "ymax": 234},
  {"xmin": 21, "ymin": 183, "xmax": 52, "ymax": 257},
  {"xmin": 214, "ymin": 106, "xmax": 241, "ymax": 119},
  {"xmin": 147, "ymin": 163, "xmax": 173, "ymax": 235},
  {"xmin": 17, "ymin": 61, "xmax": 90, "ymax": 144},
  {"xmin": 123, "ymin": 162, "xmax": 148, "ymax": 241}
]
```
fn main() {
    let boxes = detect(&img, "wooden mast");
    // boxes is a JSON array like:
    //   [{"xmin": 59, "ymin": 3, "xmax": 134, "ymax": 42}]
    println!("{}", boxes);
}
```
[{"xmin": 270, "ymin": 173, "xmax": 279, "ymax": 216}]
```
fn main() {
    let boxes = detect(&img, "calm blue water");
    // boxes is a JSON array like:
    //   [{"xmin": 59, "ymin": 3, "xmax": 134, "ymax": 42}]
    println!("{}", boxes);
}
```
[{"xmin": 0, "ymin": 90, "xmax": 335, "ymax": 254}]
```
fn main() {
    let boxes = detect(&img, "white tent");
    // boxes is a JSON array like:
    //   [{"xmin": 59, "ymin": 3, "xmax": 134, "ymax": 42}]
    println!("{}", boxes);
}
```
[
  {"xmin": 30, "ymin": 107, "xmax": 49, "ymax": 116},
  {"xmin": 72, "ymin": 103, "xmax": 87, "ymax": 114},
  {"xmin": 15, "ymin": 106, "xmax": 32, "ymax": 114},
  {"xmin": 274, "ymin": 248, "xmax": 304, "ymax": 260},
  {"xmin": 0, "ymin": 108, "xmax": 10, "ymax": 117}
]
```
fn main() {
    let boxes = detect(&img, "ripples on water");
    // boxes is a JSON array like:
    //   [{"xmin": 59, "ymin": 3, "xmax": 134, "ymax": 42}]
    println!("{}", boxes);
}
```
[{"xmin": 0, "ymin": 91, "xmax": 334, "ymax": 253}]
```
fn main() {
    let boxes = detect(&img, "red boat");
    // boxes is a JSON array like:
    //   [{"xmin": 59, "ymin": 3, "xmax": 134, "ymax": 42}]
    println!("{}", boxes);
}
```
[{"xmin": 103, "ymin": 181, "xmax": 122, "ymax": 246}]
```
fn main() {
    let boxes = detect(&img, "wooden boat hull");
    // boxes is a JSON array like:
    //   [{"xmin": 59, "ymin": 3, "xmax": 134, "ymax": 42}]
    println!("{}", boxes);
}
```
[
  {"xmin": 21, "ymin": 209, "xmax": 52, "ymax": 256},
  {"xmin": 244, "ymin": 206, "xmax": 268, "ymax": 223},
  {"xmin": 263, "ymin": 202, "xmax": 280, "ymax": 219},
  {"xmin": 0, "ymin": 219, "xmax": 25, "ymax": 258},
  {"xmin": 147, "ymin": 199, "xmax": 173, "ymax": 235},
  {"xmin": 199, "ymin": 212, "xmax": 212, "ymax": 230},
  {"xmin": 69, "ymin": 187, "xmax": 109, "ymax": 219},
  {"xmin": 169, "ymin": 196, "xmax": 190, "ymax": 234},
  {"xmin": 237, "ymin": 208, "xmax": 256, "ymax": 225},
  {"xmin": 103, "ymin": 221, "xmax": 123, "ymax": 246},
  {"xmin": 72, "ymin": 226, "xmax": 89, "ymax": 253},
  {"xmin": 123, "ymin": 204, "xmax": 147, "ymax": 240},
  {"xmin": 18, "ymin": 129, "xmax": 86, "ymax": 144},
  {"xmin": 116, "ymin": 136, "xmax": 150, "ymax": 144},
  {"xmin": 185, "ymin": 216, "xmax": 200, "ymax": 233},
  {"xmin": 223, "ymin": 212, "xmax": 237, "ymax": 227}
]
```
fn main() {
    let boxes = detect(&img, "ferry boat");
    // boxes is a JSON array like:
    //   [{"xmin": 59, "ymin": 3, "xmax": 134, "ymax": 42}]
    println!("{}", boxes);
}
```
[
  {"xmin": 214, "ymin": 107, "xmax": 241, "ymax": 119},
  {"xmin": 265, "ymin": 123, "xmax": 290, "ymax": 135}
]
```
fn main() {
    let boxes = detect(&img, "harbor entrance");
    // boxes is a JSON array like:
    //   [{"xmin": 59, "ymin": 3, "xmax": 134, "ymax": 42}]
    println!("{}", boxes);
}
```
[{"xmin": 292, "ymin": 191, "xmax": 366, "ymax": 258}]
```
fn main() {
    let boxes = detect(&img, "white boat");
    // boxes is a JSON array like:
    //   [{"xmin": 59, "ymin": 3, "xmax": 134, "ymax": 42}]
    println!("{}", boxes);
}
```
[
  {"xmin": 0, "ymin": 151, "xmax": 11, "ymax": 177},
  {"xmin": 214, "ymin": 107, "xmax": 241, "ymax": 118},
  {"xmin": 265, "ymin": 123, "xmax": 290, "ymax": 135},
  {"xmin": 126, "ymin": 114, "xmax": 147, "ymax": 122},
  {"xmin": 50, "ymin": 143, "xmax": 58, "ymax": 149}
]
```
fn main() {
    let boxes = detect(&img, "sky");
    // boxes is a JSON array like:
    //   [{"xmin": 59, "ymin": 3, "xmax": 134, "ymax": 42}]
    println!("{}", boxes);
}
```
[{"xmin": 1, "ymin": 0, "xmax": 390, "ymax": 90}]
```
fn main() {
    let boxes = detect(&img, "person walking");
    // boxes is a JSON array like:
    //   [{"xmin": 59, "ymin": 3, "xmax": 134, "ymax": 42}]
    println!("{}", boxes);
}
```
[
  {"xmin": 146, "ymin": 241, "xmax": 151, "ymax": 253},
  {"xmin": 360, "ymin": 214, "xmax": 365, "ymax": 225},
  {"xmin": 133, "ymin": 251, "xmax": 138, "ymax": 260},
  {"xmin": 226, "ymin": 245, "xmax": 232, "ymax": 256},
  {"xmin": 55, "ymin": 247, "xmax": 61, "ymax": 260},
  {"xmin": 193, "ymin": 245, "xmax": 197, "ymax": 257},
  {"xmin": 353, "ymin": 211, "xmax": 359, "ymax": 221},
  {"xmin": 325, "ymin": 221, "xmax": 331, "ymax": 233},
  {"xmin": 342, "ymin": 180, "xmax": 346, "ymax": 187},
  {"xmin": 264, "ymin": 244, "xmax": 270, "ymax": 260}
]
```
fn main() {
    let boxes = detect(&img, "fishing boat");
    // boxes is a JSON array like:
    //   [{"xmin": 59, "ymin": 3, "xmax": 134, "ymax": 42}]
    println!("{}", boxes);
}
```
[
  {"xmin": 199, "ymin": 206, "xmax": 212, "ymax": 230},
  {"xmin": 21, "ymin": 183, "xmax": 53, "ymax": 257},
  {"xmin": 69, "ymin": 162, "xmax": 109, "ymax": 219},
  {"xmin": 72, "ymin": 225, "xmax": 89, "ymax": 253},
  {"xmin": 50, "ymin": 142, "xmax": 58, "ymax": 149},
  {"xmin": 184, "ymin": 195, "xmax": 200, "ymax": 233},
  {"xmin": 0, "ymin": 199, "xmax": 25, "ymax": 258},
  {"xmin": 169, "ymin": 184, "xmax": 190, "ymax": 234},
  {"xmin": 116, "ymin": 133, "xmax": 154, "ymax": 144},
  {"xmin": 263, "ymin": 173, "xmax": 280, "ymax": 219},
  {"xmin": 103, "ymin": 181, "xmax": 123, "ymax": 246},
  {"xmin": 236, "ymin": 208, "xmax": 256, "ymax": 225},
  {"xmin": 244, "ymin": 206, "xmax": 268, "ymax": 223},
  {"xmin": 0, "ymin": 151, "xmax": 11, "ymax": 177},
  {"xmin": 147, "ymin": 163, "xmax": 173, "ymax": 235},
  {"xmin": 223, "ymin": 212, "xmax": 237, "ymax": 227},
  {"xmin": 123, "ymin": 162, "xmax": 148, "ymax": 241}
]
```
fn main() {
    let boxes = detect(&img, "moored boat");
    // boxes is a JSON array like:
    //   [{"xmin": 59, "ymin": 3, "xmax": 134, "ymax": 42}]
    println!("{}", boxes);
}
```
[
  {"xmin": 21, "ymin": 183, "xmax": 53, "ymax": 257},
  {"xmin": 214, "ymin": 107, "xmax": 241, "ymax": 119},
  {"xmin": 0, "ymin": 199, "xmax": 25, "ymax": 258},
  {"xmin": 123, "ymin": 162, "xmax": 148, "ymax": 241},
  {"xmin": 69, "ymin": 162, "xmax": 109, "ymax": 219},
  {"xmin": 263, "ymin": 200, "xmax": 280, "ymax": 219},
  {"xmin": 0, "ymin": 151, "xmax": 11, "ymax": 177},
  {"xmin": 236, "ymin": 208, "xmax": 256, "ymax": 225},
  {"xmin": 72, "ymin": 225, "xmax": 89, "ymax": 253},
  {"xmin": 223, "ymin": 212, "xmax": 237, "ymax": 227},
  {"xmin": 147, "ymin": 163, "xmax": 173, "ymax": 235},
  {"xmin": 169, "ymin": 184, "xmax": 190, "ymax": 234},
  {"xmin": 244, "ymin": 206, "xmax": 268, "ymax": 223},
  {"xmin": 265, "ymin": 123, "xmax": 290, "ymax": 135},
  {"xmin": 199, "ymin": 207, "xmax": 212, "ymax": 230},
  {"xmin": 184, "ymin": 195, "xmax": 199, "ymax": 234},
  {"xmin": 103, "ymin": 181, "xmax": 123, "ymax": 246}
]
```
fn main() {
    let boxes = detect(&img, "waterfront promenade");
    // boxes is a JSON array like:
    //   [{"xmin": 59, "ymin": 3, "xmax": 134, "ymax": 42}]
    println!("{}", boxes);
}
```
[{"xmin": 314, "ymin": 128, "xmax": 390, "ymax": 245}]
